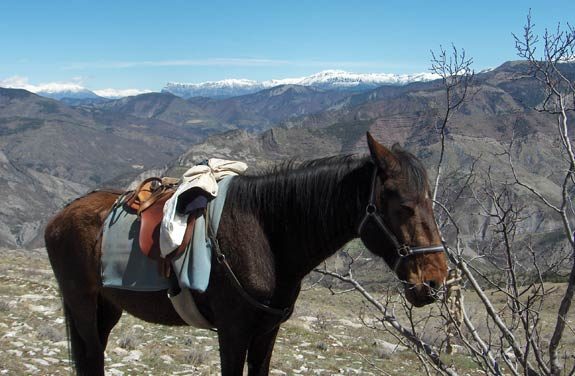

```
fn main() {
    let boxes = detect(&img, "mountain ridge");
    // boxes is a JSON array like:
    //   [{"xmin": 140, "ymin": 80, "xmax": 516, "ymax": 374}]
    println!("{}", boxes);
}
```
[{"xmin": 162, "ymin": 69, "xmax": 440, "ymax": 98}]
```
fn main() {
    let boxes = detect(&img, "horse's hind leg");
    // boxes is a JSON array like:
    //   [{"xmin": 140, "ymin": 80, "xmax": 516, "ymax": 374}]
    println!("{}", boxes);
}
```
[
  {"xmin": 97, "ymin": 295, "xmax": 122, "ymax": 347},
  {"xmin": 61, "ymin": 292, "xmax": 122, "ymax": 376},
  {"xmin": 63, "ymin": 293, "xmax": 106, "ymax": 376},
  {"xmin": 45, "ymin": 191, "xmax": 121, "ymax": 375}
]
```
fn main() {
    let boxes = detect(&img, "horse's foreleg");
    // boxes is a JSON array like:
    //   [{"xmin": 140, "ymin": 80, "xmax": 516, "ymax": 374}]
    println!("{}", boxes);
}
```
[
  {"xmin": 217, "ymin": 326, "xmax": 251, "ymax": 376},
  {"xmin": 247, "ymin": 327, "xmax": 280, "ymax": 376}
]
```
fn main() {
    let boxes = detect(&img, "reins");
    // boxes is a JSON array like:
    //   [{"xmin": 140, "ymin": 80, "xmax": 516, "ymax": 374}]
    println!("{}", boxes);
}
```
[{"xmin": 358, "ymin": 167, "xmax": 445, "ymax": 273}]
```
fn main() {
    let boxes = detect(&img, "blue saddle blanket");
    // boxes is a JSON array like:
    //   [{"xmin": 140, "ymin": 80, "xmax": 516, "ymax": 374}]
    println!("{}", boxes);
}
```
[{"xmin": 101, "ymin": 176, "xmax": 233, "ymax": 292}]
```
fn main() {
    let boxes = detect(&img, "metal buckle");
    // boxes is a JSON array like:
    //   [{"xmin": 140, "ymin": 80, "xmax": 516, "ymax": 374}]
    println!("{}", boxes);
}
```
[
  {"xmin": 366, "ymin": 203, "xmax": 377, "ymax": 214},
  {"xmin": 397, "ymin": 245, "xmax": 411, "ymax": 257}
]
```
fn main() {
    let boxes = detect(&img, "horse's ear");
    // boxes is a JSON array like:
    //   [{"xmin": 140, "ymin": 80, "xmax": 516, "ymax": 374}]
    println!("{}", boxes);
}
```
[{"xmin": 366, "ymin": 132, "xmax": 399, "ymax": 176}]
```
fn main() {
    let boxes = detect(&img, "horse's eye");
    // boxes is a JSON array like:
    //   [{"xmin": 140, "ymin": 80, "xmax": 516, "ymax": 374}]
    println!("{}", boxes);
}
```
[{"xmin": 400, "ymin": 203, "xmax": 415, "ymax": 216}]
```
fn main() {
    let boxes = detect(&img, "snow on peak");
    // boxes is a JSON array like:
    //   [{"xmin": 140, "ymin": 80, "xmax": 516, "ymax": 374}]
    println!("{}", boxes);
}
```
[
  {"xmin": 93, "ymin": 88, "xmax": 152, "ymax": 99},
  {"xmin": 164, "ymin": 79, "xmax": 265, "ymax": 98},
  {"xmin": 0, "ymin": 76, "xmax": 151, "ymax": 100},
  {"xmin": 34, "ymin": 83, "xmax": 87, "ymax": 94},
  {"xmin": 163, "ymin": 70, "xmax": 439, "ymax": 98},
  {"xmin": 0, "ymin": 76, "xmax": 96, "ymax": 99}
]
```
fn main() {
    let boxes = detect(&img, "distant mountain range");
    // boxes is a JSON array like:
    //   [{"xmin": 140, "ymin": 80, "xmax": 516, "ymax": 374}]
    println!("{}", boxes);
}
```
[
  {"xmin": 162, "ymin": 69, "xmax": 440, "ymax": 98},
  {"xmin": 1, "ymin": 60, "xmax": 574, "ymax": 251},
  {"xmin": 4, "ymin": 70, "xmax": 440, "ymax": 102},
  {"xmin": 35, "ymin": 87, "xmax": 112, "ymax": 106}
]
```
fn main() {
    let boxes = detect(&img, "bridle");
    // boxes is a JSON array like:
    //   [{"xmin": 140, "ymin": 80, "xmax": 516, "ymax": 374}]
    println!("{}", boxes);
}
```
[{"xmin": 358, "ymin": 167, "xmax": 445, "ymax": 273}]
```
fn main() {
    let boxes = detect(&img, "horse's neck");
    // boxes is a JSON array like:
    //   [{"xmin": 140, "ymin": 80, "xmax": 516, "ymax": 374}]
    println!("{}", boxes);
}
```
[{"xmin": 260, "ymin": 158, "xmax": 373, "ymax": 279}]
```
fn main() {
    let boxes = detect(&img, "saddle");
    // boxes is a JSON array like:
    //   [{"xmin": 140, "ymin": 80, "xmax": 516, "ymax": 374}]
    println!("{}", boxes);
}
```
[
  {"xmin": 122, "ymin": 177, "xmax": 198, "ymax": 277},
  {"xmin": 125, "ymin": 177, "xmax": 177, "ymax": 214}
]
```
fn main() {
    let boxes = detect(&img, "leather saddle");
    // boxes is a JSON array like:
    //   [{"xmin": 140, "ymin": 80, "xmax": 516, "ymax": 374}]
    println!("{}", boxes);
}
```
[{"xmin": 122, "ymin": 177, "xmax": 198, "ymax": 277}]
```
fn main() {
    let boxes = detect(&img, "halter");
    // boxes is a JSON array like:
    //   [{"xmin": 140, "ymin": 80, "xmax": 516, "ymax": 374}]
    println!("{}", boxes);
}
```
[{"xmin": 358, "ymin": 167, "xmax": 445, "ymax": 273}]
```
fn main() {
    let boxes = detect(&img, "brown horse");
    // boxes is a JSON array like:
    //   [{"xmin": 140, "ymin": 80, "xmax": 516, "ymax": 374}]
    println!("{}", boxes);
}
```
[{"xmin": 45, "ymin": 133, "xmax": 448, "ymax": 376}]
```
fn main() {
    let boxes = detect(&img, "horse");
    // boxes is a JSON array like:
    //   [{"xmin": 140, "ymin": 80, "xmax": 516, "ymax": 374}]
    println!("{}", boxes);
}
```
[{"xmin": 44, "ymin": 132, "xmax": 448, "ymax": 376}]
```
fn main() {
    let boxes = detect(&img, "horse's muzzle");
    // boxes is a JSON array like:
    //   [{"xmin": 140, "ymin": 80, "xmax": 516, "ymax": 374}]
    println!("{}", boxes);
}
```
[{"xmin": 404, "ymin": 281, "xmax": 442, "ymax": 307}]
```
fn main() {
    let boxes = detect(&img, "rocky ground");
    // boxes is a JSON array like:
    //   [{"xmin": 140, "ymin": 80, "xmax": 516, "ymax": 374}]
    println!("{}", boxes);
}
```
[
  {"xmin": 1, "ymin": 247, "xmax": 571, "ymax": 375},
  {"xmin": 0, "ymin": 248, "xmax": 418, "ymax": 375}
]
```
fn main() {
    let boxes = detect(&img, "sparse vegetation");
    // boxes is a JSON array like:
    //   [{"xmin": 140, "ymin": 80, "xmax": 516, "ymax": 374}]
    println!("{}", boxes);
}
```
[
  {"xmin": 36, "ymin": 325, "xmax": 66, "ymax": 343},
  {"xmin": 183, "ymin": 347, "xmax": 209, "ymax": 367},
  {"xmin": 0, "ymin": 299, "xmax": 10, "ymax": 312},
  {"xmin": 116, "ymin": 330, "xmax": 140, "ymax": 350}
]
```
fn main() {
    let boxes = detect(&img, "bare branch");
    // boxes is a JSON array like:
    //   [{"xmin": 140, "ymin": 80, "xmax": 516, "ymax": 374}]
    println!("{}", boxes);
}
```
[
  {"xmin": 549, "ymin": 234, "xmax": 575, "ymax": 376},
  {"xmin": 314, "ymin": 268, "xmax": 459, "ymax": 376},
  {"xmin": 430, "ymin": 44, "xmax": 476, "ymax": 206}
]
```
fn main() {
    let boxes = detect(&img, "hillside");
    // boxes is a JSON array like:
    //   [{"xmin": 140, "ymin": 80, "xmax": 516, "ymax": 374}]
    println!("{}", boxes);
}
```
[
  {"xmin": 89, "ymin": 85, "xmax": 350, "ymax": 134},
  {"xmin": 0, "ymin": 85, "xmax": 354, "ymax": 247},
  {"xmin": 0, "ymin": 88, "xmax": 207, "ymax": 185},
  {"xmin": 0, "ymin": 150, "xmax": 87, "ymax": 247},
  {"xmin": 163, "ymin": 61, "xmax": 574, "ymax": 257},
  {"xmin": 1, "ymin": 60, "xmax": 574, "ymax": 250},
  {"xmin": 0, "ymin": 89, "xmax": 215, "ymax": 247}
]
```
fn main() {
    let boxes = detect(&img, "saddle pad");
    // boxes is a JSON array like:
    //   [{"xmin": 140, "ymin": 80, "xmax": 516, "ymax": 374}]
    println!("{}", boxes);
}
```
[
  {"xmin": 101, "ymin": 176, "xmax": 234, "ymax": 292},
  {"xmin": 171, "ymin": 176, "xmax": 233, "ymax": 292},
  {"xmin": 101, "ymin": 204, "xmax": 172, "ymax": 291}
]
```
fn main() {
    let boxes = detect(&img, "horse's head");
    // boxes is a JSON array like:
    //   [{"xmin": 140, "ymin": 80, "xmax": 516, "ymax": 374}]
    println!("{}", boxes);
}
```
[{"xmin": 359, "ymin": 132, "xmax": 448, "ymax": 307}]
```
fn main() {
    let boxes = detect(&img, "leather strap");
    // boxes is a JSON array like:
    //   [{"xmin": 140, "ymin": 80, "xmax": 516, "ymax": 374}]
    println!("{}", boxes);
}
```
[
  {"xmin": 358, "ymin": 167, "xmax": 445, "ymax": 273},
  {"xmin": 137, "ymin": 189, "xmax": 172, "ymax": 215},
  {"xmin": 208, "ymin": 226, "xmax": 292, "ymax": 319},
  {"xmin": 125, "ymin": 177, "xmax": 163, "ymax": 211}
]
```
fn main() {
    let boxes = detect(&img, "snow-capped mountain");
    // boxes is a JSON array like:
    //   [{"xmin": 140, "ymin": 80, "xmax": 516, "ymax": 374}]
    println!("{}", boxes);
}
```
[
  {"xmin": 36, "ymin": 85, "xmax": 102, "ymax": 100},
  {"xmin": 35, "ymin": 86, "xmax": 153, "ymax": 100},
  {"xmin": 164, "ymin": 79, "xmax": 266, "ymax": 98},
  {"xmin": 0, "ymin": 77, "xmax": 152, "ymax": 101},
  {"xmin": 0, "ymin": 78, "xmax": 102, "ymax": 100},
  {"xmin": 1, "ymin": 69, "xmax": 439, "ymax": 101},
  {"xmin": 163, "ymin": 70, "xmax": 440, "ymax": 98}
]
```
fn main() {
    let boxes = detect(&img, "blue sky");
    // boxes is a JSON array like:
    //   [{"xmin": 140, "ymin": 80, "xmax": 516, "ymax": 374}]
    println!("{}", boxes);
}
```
[{"xmin": 1, "ymin": 0, "xmax": 573, "ymax": 95}]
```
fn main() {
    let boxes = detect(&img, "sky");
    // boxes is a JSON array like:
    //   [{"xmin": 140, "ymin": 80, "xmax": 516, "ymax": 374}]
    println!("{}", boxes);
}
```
[{"xmin": 1, "ymin": 0, "xmax": 574, "ymax": 96}]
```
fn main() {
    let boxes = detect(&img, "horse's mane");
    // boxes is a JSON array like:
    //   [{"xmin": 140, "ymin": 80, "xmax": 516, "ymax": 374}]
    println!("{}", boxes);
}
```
[
  {"xmin": 225, "ymin": 149, "xmax": 428, "ymax": 252},
  {"xmin": 224, "ymin": 155, "xmax": 369, "ymax": 251},
  {"xmin": 228, "ymin": 154, "xmax": 370, "ymax": 217},
  {"xmin": 390, "ymin": 144, "xmax": 429, "ymax": 198}
]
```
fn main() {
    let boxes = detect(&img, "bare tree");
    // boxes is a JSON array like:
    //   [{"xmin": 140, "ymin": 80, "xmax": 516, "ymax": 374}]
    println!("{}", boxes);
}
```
[
  {"xmin": 314, "ymin": 13, "xmax": 575, "ymax": 376},
  {"xmin": 430, "ymin": 44, "xmax": 475, "ymax": 205},
  {"xmin": 512, "ymin": 13, "xmax": 575, "ymax": 376}
]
